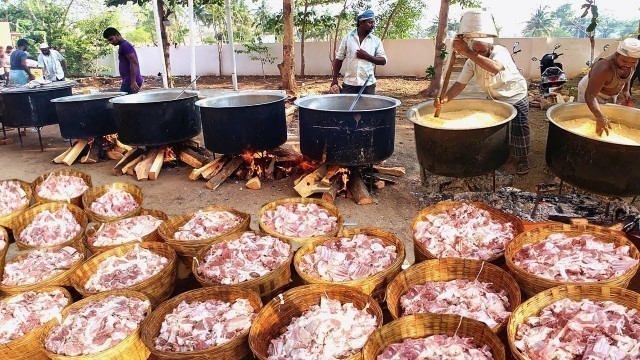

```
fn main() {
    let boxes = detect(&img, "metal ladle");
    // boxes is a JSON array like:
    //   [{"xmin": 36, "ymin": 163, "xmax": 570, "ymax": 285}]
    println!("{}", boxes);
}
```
[
  {"xmin": 348, "ymin": 74, "xmax": 372, "ymax": 111},
  {"xmin": 174, "ymin": 75, "xmax": 202, "ymax": 100}
]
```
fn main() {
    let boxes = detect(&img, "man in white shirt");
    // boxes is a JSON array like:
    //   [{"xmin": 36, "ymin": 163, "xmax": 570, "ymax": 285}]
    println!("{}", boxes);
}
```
[
  {"xmin": 330, "ymin": 9, "xmax": 387, "ymax": 95},
  {"xmin": 434, "ymin": 37, "xmax": 531, "ymax": 175},
  {"xmin": 37, "ymin": 43, "xmax": 67, "ymax": 82}
]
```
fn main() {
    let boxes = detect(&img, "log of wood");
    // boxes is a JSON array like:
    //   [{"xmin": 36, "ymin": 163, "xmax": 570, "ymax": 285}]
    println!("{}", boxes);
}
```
[
  {"xmin": 185, "ymin": 138, "xmax": 201, "ymax": 148},
  {"xmin": 373, "ymin": 165, "xmax": 406, "ymax": 177},
  {"xmin": 202, "ymin": 158, "xmax": 228, "ymax": 180},
  {"xmin": 62, "ymin": 140, "xmax": 89, "ymax": 166},
  {"xmin": 236, "ymin": 168, "xmax": 249, "ymax": 180},
  {"xmin": 115, "ymin": 140, "xmax": 132, "ymax": 152},
  {"xmin": 135, "ymin": 150, "xmax": 158, "ymax": 181},
  {"xmin": 320, "ymin": 166, "xmax": 342, "ymax": 186},
  {"xmin": 246, "ymin": 177, "xmax": 261, "ymax": 190},
  {"xmin": 349, "ymin": 169, "xmax": 373, "ymax": 205},
  {"xmin": 113, "ymin": 148, "xmax": 145, "ymax": 176},
  {"xmin": 53, "ymin": 146, "xmax": 73, "ymax": 164},
  {"xmin": 264, "ymin": 157, "xmax": 276, "ymax": 180},
  {"xmin": 179, "ymin": 148, "xmax": 208, "ymax": 168},
  {"xmin": 80, "ymin": 141, "xmax": 100, "ymax": 164},
  {"xmin": 374, "ymin": 180, "xmax": 385, "ymax": 189},
  {"xmin": 206, "ymin": 156, "xmax": 244, "ymax": 190},
  {"xmin": 285, "ymin": 105, "xmax": 297, "ymax": 117},
  {"xmin": 294, "ymin": 165, "xmax": 330, "ymax": 197},
  {"xmin": 106, "ymin": 150, "xmax": 124, "ymax": 161},
  {"xmin": 189, "ymin": 157, "xmax": 225, "ymax": 181},
  {"xmin": 123, "ymin": 155, "xmax": 144, "ymax": 176},
  {"xmin": 148, "ymin": 150, "xmax": 165, "ymax": 180},
  {"xmin": 321, "ymin": 180, "xmax": 341, "ymax": 204}
]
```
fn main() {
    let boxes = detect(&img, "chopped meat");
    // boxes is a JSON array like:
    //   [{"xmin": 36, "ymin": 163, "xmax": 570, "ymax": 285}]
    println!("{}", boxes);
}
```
[
  {"xmin": 267, "ymin": 297, "xmax": 377, "ymax": 360},
  {"xmin": 1, "ymin": 246, "xmax": 82, "ymax": 286},
  {"xmin": 44, "ymin": 295, "xmax": 149, "ymax": 356},
  {"xmin": 298, "ymin": 234, "xmax": 397, "ymax": 282},
  {"xmin": 89, "ymin": 188, "xmax": 139, "ymax": 218},
  {"xmin": 400, "ymin": 279, "xmax": 511, "ymax": 329},
  {"xmin": 514, "ymin": 298, "xmax": 640, "ymax": 360},
  {"xmin": 0, "ymin": 289, "xmax": 68, "ymax": 344},
  {"xmin": 197, "ymin": 232, "xmax": 290, "ymax": 285},
  {"xmin": 173, "ymin": 210, "xmax": 242, "ymax": 241},
  {"xmin": 35, "ymin": 174, "xmax": 89, "ymax": 201},
  {"xmin": 0, "ymin": 180, "xmax": 28, "ymax": 217},
  {"xmin": 513, "ymin": 233, "xmax": 639, "ymax": 282},
  {"xmin": 154, "ymin": 298, "xmax": 255, "ymax": 352},
  {"xmin": 84, "ymin": 245, "xmax": 169, "ymax": 292},
  {"xmin": 19, "ymin": 206, "xmax": 82, "ymax": 247},
  {"xmin": 377, "ymin": 335, "xmax": 494, "ymax": 360},
  {"xmin": 261, "ymin": 203, "xmax": 338, "ymax": 238},
  {"xmin": 88, "ymin": 215, "xmax": 164, "ymax": 247},
  {"xmin": 413, "ymin": 203, "xmax": 515, "ymax": 261},
  {"xmin": 0, "ymin": 231, "xmax": 5, "ymax": 252}
]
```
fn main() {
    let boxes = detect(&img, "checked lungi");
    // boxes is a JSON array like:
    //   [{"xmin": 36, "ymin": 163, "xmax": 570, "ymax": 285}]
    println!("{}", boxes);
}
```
[{"xmin": 510, "ymin": 97, "xmax": 530, "ymax": 158}]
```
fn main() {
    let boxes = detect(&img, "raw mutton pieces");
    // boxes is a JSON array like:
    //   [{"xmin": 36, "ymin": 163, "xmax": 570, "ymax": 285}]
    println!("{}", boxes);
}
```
[
  {"xmin": 414, "ymin": 203, "xmax": 515, "ymax": 261},
  {"xmin": 19, "ymin": 206, "xmax": 82, "ymax": 247},
  {"xmin": 261, "ymin": 203, "xmax": 337, "ymax": 238},
  {"xmin": 154, "ymin": 298, "xmax": 256, "ymax": 352},
  {"xmin": 89, "ymin": 188, "xmax": 139, "ymax": 217},
  {"xmin": 88, "ymin": 215, "xmax": 164, "ymax": 247},
  {"xmin": 0, "ymin": 180, "xmax": 28, "ymax": 216},
  {"xmin": 1, "ymin": 246, "xmax": 82, "ymax": 286},
  {"xmin": 36, "ymin": 174, "xmax": 89, "ymax": 201},
  {"xmin": 174, "ymin": 210, "xmax": 242, "ymax": 241},
  {"xmin": 377, "ymin": 335, "xmax": 494, "ymax": 360},
  {"xmin": 0, "ymin": 289, "xmax": 68, "ymax": 344},
  {"xmin": 196, "ymin": 232, "xmax": 290, "ymax": 285}
]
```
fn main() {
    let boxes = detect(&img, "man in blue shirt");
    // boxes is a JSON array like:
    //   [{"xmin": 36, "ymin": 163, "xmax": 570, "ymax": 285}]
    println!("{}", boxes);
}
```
[
  {"xmin": 9, "ymin": 39, "xmax": 35, "ymax": 85},
  {"xmin": 103, "ymin": 28, "xmax": 143, "ymax": 94}
]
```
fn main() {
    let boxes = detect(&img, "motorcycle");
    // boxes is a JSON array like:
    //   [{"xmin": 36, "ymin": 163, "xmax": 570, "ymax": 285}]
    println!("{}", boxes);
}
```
[{"xmin": 532, "ymin": 44, "xmax": 566, "ymax": 97}]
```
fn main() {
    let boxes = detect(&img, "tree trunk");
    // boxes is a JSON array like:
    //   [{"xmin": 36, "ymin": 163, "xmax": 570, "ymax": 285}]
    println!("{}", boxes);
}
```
[
  {"xmin": 381, "ymin": 0, "xmax": 403, "ymax": 41},
  {"xmin": 421, "ymin": 0, "xmax": 450, "ymax": 98},
  {"xmin": 157, "ymin": 0, "xmax": 173, "ymax": 87},
  {"xmin": 589, "ymin": 35, "xmax": 595, "ymax": 66},
  {"xmin": 217, "ymin": 41, "xmax": 223, "ymax": 77},
  {"xmin": 300, "ymin": 0, "xmax": 309, "ymax": 78},
  {"xmin": 330, "ymin": 0, "xmax": 348, "ymax": 62},
  {"xmin": 280, "ymin": 0, "xmax": 297, "ymax": 92}
]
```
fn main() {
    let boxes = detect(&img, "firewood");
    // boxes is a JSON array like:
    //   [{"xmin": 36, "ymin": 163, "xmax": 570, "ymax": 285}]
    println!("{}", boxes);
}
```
[
  {"xmin": 113, "ymin": 148, "xmax": 145, "ymax": 176},
  {"xmin": 294, "ymin": 165, "xmax": 330, "ymax": 197},
  {"xmin": 189, "ymin": 157, "xmax": 225, "ymax": 181},
  {"xmin": 62, "ymin": 140, "xmax": 89, "ymax": 166},
  {"xmin": 265, "ymin": 157, "xmax": 276, "ymax": 180},
  {"xmin": 115, "ymin": 140, "xmax": 132, "ymax": 153},
  {"xmin": 185, "ymin": 138, "xmax": 201, "ymax": 148},
  {"xmin": 53, "ymin": 146, "xmax": 73, "ymax": 164},
  {"xmin": 80, "ymin": 141, "xmax": 100, "ymax": 164},
  {"xmin": 236, "ymin": 168, "xmax": 249, "ymax": 180},
  {"xmin": 179, "ymin": 148, "xmax": 207, "ymax": 168},
  {"xmin": 246, "ymin": 177, "xmax": 261, "ymax": 190},
  {"xmin": 135, "ymin": 150, "xmax": 158, "ymax": 181},
  {"xmin": 349, "ymin": 169, "xmax": 373, "ymax": 205},
  {"xmin": 321, "ymin": 181, "xmax": 341, "ymax": 204},
  {"xmin": 206, "ymin": 156, "xmax": 244, "ymax": 190},
  {"xmin": 373, "ymin": 165, "xmax": 406, "ymax": 177},
  {"xmin": 122, "ymin": 155, "xmax": 144, "ymax": 176},
  {"xmin": 320, "ymin": 166, "xmax": 342, "ymax": 186},
  {"xmin": 106, "ymin": 150, "xmax": 124, "ymax": 161},
  {"xmin": 294, "ymin": 164, "xmax": 321, "ymax": 185},
  {"xmin": 285, "ymin": 105, "xmax": 298, "ymax": 118},
  {"xmin": 148, "ymin": 150, "xmax": 165, "ymax": 181},
  {"xmin": 374, "ymin": 180, "xmax": 385, "ymax": 189},
  {"xmin": 202, "ymin": 158, "xmax": 228, "ymax": 180}
]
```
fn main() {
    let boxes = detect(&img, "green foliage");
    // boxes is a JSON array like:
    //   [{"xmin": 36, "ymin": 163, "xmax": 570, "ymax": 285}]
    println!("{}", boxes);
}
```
[
  {"xmin": 63, "ymin": 11, "xmax": 120, "ymax": 75},
  {"xmin": 259, "ymin": 8, "xmax": 338, "ymax": 42},
  {"xmin": 425, "ymin": 65, "xmax": 435, "ymax": 80},
  {"xmin": 438, "ymin": 43, "xmax": 448, "ymax": 59},
  {"xmin": 349, "ymin": 0, "xmax": 427, "ymax": 39},
  {"xmin": 236, "ymin": 37, "xmax": 277, "ymax": 78},
  {"xmin": 522, "ymin": 5, "xmax": 556, "ymax": 37},
  {"xmin": 194, "ymin": 0, "xmax": 254, "ymax": 44}
]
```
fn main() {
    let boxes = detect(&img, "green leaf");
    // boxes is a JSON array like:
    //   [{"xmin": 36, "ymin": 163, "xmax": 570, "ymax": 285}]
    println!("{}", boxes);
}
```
[
  {"xmin": 586, "ymin": 20, "xmax": 597, "ymax": 33},
  {"xmin": 581, "ymin": 8, "xmax": 590, "ymax": 18},
  {"xmin": 581, "ymin": 4, "xmax": 589, "ymax": 8},
  {"xmin": 590, "ymin": 5, "xmax": 598, "ymax": 18}
]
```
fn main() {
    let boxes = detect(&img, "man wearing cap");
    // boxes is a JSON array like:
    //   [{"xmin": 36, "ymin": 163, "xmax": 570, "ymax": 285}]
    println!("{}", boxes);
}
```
[
  {"xmin": 9, "ymin": 39, "xmax": 35, "ymax": 85},
  {"xmin": 330, "ymin": 9, "xmax": 387, "ymax": 95},
  {"xmin": 433, "ymin": 36, "xmax": 531, "ymax": 175},
  {"xmin": 38, "ymin": 43, "xmax": 67, "ymax": 82},
  {"xmin": 578, "ymin": 38, "xmax": 640, "ymax": 136}
]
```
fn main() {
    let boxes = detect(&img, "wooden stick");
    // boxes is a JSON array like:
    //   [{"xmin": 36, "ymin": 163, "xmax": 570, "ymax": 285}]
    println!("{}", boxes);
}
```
[
  {"xmin": 349, "ymin": 168, "xmax": 373, "ymax": 205},
  {"xmin": 53, "ymin": 146, "xmax": 73, "ymax": 164},
  {"xmin": 62, "ymin": 140, "xmax": 89, "ymax": 166},
  {"xmin": 246, "ymin": 176, "xmax": 261, "ymax": 190},
  {"xmin": 203, "ymin": 158, "xmax": 228, "ymax": 180},
  {"xmin": 265, "ymin": 157, "xmax": 276, "ymax": 180},
  {"xmin": 294, "ymin": 165, "xmax": 329, "ymax": 197},
  {"xmin": 80, "ymin": 141, "xmax": 99, "ymax": 164},
  {"xmin": 179, "ymin": 148, "xmax": 208, "ymax": 168},
  {"xmin": 206, "ymin": 156, "xmax": 244, "ymax": 190},
  {"xmin": 113, "ymin": 148, "xmax": 145, "ymax": 176},
  {"xmin": 434, "ymin": 50, "xmax": 457, "ymax": 118},
  {"xmin": 106, "ymin": 150, "xmax": 124, "ymax": 161},
  {"xmin": 320, "ymin": 165, "xmax": 342, "ymax": 186},
  {"xmin": 321, "ymin": 180, "xmax": 341, "ymax": 204},
  {"xmin": 148, "ymin": 149, "xmax": 165, "ymax": 180},
  {"xmin": 372, "ymin": 165, "xmax": 406, "ymax": 177},
  {"xmin": 189, "ymin": 157, "xmax": 225, "ymax": 181},
  {"xmin": 122, "ymin": 155, "xmax": 144, "ymax": 175},
  {"xmin": 135, "ymin": 150, "xmax": 158, "ymax": 181}
]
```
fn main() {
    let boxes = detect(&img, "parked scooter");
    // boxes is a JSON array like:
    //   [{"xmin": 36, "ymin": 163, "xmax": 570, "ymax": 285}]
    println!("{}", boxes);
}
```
[{"xmin": 532, "ymin": 44, "xmax": 567, "ymax": 97}]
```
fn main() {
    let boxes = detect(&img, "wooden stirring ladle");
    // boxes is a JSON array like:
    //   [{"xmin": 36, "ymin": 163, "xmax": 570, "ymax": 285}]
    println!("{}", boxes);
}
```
[{"xmin": 434, "ymin": 47, "xmax": 458, "ymax": 118}]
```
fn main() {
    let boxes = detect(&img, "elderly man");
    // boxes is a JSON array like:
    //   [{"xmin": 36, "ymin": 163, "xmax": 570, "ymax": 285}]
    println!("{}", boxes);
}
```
[
  {"xmin": 578, "ymin": 38, "xmax": 640, "ymax": 136},
  {"xmin": 103, "ymin": 27, "xmax": 143, "ymax": 94},
  {"xmin": 434, "ymin": 36, "xmax": 531, "ymax": 175},
  {"xmin": 330, "ymin": 9, "xmax": 387, "ymax": 95},
  {"xmin": 9, "ymin": 39, "xmax": 35, "ymax": 85},
  {"xmin": 38, "ymin": 43, "xmax": 67, "ymax": 82}
]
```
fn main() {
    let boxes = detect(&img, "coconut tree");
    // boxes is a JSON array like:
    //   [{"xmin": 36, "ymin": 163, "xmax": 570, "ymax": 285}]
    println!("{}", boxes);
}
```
[{"xmin": 522, "ymin": 5, "xmax": 556, "ymax": 37}]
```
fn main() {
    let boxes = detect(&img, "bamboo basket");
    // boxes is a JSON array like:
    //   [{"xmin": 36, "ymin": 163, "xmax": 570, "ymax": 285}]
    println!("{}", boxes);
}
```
[
  {"xmin": 0, "ymin": 286, "xmax": 73, "ymax": 360},
  {"xmin": 158, "ymin": 205, "xmax": 250, "ymax": 269},
  {"xmin": 141, "ymin": 286, "xmax": 263, "ymax": 360},
  {"xmin": 83, "ymin": 209, "xmax": 169, "ymax": 255},
  {"xmin": 507, "ymin": 285, "xmax": 640, "ymax": 360},
  {"xmin": 82, "ymin": 182, "xmax": 143, "ymax": 223},
  {"xmin": 0, "ymin": 226, "xmax": 8, "ymax": 280},
  {"xmin": 385, "ymin": 258, "xmax": 521, "ymax": 334},
  {"xmin": 249, "ymin": 284, "xmax": 383, "ymax": 360},
  {"xmin": 193, "ymin": 230, "xmax": 294, "ymax": 299},
  {"xmin": 0, "ymin": 179, "xmax": 33, "ymax": 230},
  {"xmin": 31, "ymin": 170, "xmax": 92, "ymax": 208},
  {"xmin": 0, "ymin": 244, "xmax": 85, "ymax": 296},
  {"xmin": 294, "ymin": 227, "xmax": 405, "ymax": 303},
  {"xmin": 12, "ymin": 203, "xmax": 88, "ymax": 251},
  {"xmin": 411, "ymin": 201, "xmax": 524, "ymax": 264},
  {"xmin": 39, "ymin": 289, "xmax": 151, "ymax": 360},
  {"xmin": 505, "ymin": 223, "xmax": 640, "ymax": 297},
  {"xmin": 362, "ymin": 314, "xmax": 506, "ymax": 360},
  {"xmin": 72, "ymin": 241, "xmax": 177, "ymax": 306},
  {"xmin": 258, "ymin": 197, "xmax": 344, "ymax": 250}
]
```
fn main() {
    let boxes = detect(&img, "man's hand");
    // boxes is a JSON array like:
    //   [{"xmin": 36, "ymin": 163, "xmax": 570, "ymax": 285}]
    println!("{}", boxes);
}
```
[
  {"xmin": 28, "ymin": 73, "xmax": 35, "ymax": 81},
  {"xmin": 130, "ymin": 81, "xmax": 141, "ymax": 93},
  {"xmin": 434, "ymin": 97, "xmax": 448, "ymax": 110},
  {"xmin": 452, "ymin": 37, "xmax": 471, "ymax": 56},
  {"xmin": 356, "ymin": 49, "xmax": 372, "ymax": 61},
  {"xmin": 621, "ymin": 91, "xmax": 632, "ymax": 103},
  {"xmin": 595, "ymin": 116, "xmax": 611, "ymax": 137},
  {"xmin": 329, "ymin": 81, "xmax": 340, "ymax": 94}
]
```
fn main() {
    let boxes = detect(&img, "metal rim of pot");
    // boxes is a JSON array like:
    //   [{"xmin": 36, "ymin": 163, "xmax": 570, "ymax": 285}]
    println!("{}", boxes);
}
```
[
  {"xmin": 109, "ymin": 90, "xmax": 200, "ymax": 104},
  {"xmin": 0, "ymin": 81, "xmax": 76, "ymax": 94},
  {"xmin": 51, "ymin": 92, "xmax": 127, "ymax": 103},
  {"xmin": 406, "ymin": 99, "xmax": 517, "ymax": 130},
  {"xmin": 195, "ymin": 91, "xmax": 287, "ymax": 108},
  {"xmin": 294, "ymin": 94, "xmax": 401, "ymax": 113}
]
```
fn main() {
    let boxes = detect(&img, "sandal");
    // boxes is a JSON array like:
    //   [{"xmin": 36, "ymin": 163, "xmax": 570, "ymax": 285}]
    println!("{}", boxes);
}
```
[{"xmin": 516, "ymin": 160, "xmax": 530, "ymax": 175}]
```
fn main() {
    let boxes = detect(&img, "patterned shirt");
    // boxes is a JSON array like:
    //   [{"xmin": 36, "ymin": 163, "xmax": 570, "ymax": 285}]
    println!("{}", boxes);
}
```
[{"xmin": 335, "ymin": 29, "xmax": 387, "ymax": 86}]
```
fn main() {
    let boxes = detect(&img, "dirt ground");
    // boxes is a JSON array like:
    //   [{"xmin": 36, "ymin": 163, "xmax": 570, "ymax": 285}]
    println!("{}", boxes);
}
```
[{"xmin": 2, "ymin": 75, "xmax": 640, "ymax": 270}]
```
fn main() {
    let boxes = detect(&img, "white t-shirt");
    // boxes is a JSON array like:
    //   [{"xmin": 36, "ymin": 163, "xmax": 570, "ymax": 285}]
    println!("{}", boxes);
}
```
[
  {"xmin": 37, "ymin": 49, "xmax": 65, "ymax": 81},
  {"xmin": 457, "ymin": 45, "xmax": 527, "ymax": 104}
]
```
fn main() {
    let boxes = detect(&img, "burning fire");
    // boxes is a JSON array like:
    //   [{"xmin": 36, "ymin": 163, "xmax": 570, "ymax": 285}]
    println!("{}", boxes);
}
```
[
  {"xmin": 298, "ymin": 160, "xmax": 318, "ymax": 172},
  {"xmin": 164, "ymin": 147, "xmax": 177, "ymax": 162}
]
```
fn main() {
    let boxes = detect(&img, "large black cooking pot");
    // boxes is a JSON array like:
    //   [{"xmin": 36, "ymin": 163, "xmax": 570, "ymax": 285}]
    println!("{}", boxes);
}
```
[
  {"xmin": 0, "ymin": 82, "xmax": 74, "ymax": 127},
  {"xmin": 196, "ymin": 91, "xmax": 287, "ymax": 154},
  {"xmin": 294, "ymin": 94, "xmax": 400, "ymax": 166},
  {"xmin": 546, "ymin": 103, "xmax": 640, "ymax": 197},
  {"xmin": 407, "ymin": 99, "xmax": 516, "ymax": 177},
  {"xmin": 51, "ymin": 92, "xmax": 126, "ymax": 139},
  {"xmin": 110, "ymin": 90, "xmax": 201, "ymax": 146}
]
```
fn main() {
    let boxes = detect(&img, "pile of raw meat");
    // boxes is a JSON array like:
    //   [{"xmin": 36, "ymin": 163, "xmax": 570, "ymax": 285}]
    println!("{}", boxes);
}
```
[
  {"xmin": 1, "ymin": 246, "xmax": 82, "ymax": 286},
  {"xmin": 88, "ymin": 215, "xmax": 164, "ymax": 247},
  {"xmin": 298, "ymin": 234, "xmax": 398, "ymax": 282},
  {"xmin": 154, "ymin": 298, "xmax": 256, "ymax": 352},
  {"xmin": 400, "ymin": 279, "xmax": 511, "ymax": 329},
  {"xmin": 514, "ymin": 298, "xmax": 640, "ymax": 359},
  {"xmin": 89, "ymin": 188, "xmax": 139, "ymax": 217},
  {"xmin": 413, "ymin": 203, "xmax": 515, "ymax": 261},
  {"xmin": 377, "ymin": 335, "xmax": 494, "ymax": 360},
  {"xmin": 44, "ymin": 295, "xmax": 149, "ymax": 356},
  {"xmin": 0, "ymin": 289, "xmax": 69, "ymax": 344},
  {"xmin": 35, "ymin": 174, "xmax": 89, "ymax": 201},
  {"xmin": 513, "ymin": 233, "xmax": 639, "ymax": 282},
  {"xmin": 0, "ymin": 231, "xmax": 5, "ymax": 252},
  {"xmin": 84, "ymin": 245, "xmax": 169, "ymax": 292},
  {"xmin": 19, "ymin": 206, "xmax": 82, "ymax": 247},
  {"xmin": 197, "ymin": 232, "xmax": 290, "ymax": 284},
  {"xmin": 174, "ymin": 210, "xmax": 242, "ymax": 241},
  {"xmin": 261, "ymin": 203, "xmax": 338, "ymax": 238},
  {"xmin": 267, "ymin": 297, "xmax": 377, "ymax": 359},
  {"xmin": 0, "ymin": 180, "xmax": 28, "ymax": 217}
]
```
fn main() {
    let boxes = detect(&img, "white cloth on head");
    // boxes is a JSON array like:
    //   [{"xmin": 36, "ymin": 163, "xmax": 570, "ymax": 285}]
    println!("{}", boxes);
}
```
[
  {"xmin": 37, "ymin": 49, "xmax": 65, "ymax": 81},
  {"xmin": 335, "ymin": 29, "xmax": 387, "ymax": 86},
  {"xmin": 39, "ymin": 43, "xmax": 49, "ymax": 49},
  {"xmin": 469, "ymin": 37, "xmax": 494, "ymax": 44},
  {"xmin": 616, "ymin": 38, "xmax": 640, "ymax": 58}
]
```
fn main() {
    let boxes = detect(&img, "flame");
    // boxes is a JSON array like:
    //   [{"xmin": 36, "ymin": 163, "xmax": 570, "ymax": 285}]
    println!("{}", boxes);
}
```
[
  {"xmin": 298, "ymin": 160, "xmax": 318, "ymax": 172},
  {"xmin": 164, "ymin": 147, "xmax": 177, "ymax": 162}
]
